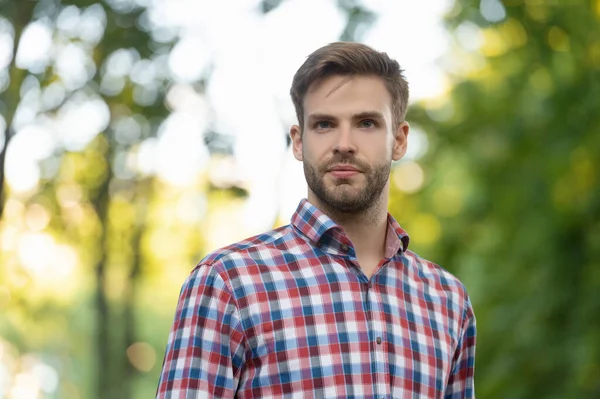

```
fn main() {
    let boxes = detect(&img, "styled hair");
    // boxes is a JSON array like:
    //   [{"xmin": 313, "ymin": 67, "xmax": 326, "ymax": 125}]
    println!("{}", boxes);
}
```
[{"xmin": 290, "ymin": 42, "xmax": 409, "ymax": 130}]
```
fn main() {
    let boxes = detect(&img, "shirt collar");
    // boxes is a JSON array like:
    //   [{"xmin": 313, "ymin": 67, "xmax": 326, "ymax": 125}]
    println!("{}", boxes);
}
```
[{"xmin": 291, "ymin": 198, "xmax": 410, "ymax": 254}]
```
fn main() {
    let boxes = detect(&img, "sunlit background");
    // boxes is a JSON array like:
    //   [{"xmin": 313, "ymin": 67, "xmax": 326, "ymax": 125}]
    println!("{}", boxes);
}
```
[{"xmin": 1, "ymin": 0, "xmax": 599, "ymax": 398}]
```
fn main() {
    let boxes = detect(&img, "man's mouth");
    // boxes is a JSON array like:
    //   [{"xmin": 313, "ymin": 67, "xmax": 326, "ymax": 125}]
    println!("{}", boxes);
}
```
[{"xmin": 328, "ymin": 164, "xmax": 361, "ymax": 178}]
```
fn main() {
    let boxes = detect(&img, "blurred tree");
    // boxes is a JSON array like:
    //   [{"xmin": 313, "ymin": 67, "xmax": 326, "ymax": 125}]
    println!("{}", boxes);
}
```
[
  {"xmin": 337, "ymin": 0, "xmax": 377, "ymax": 42},
  {"xmin": 401, "ymin": 0, "xmax": 600, "ymax": 397},
  {"xmin": 0, "ymin": 0, "xmax": 174, "ymax": 397},
  {"xmin": 0, "ymin": 0, "xmax": 36, "ymax": 220}
]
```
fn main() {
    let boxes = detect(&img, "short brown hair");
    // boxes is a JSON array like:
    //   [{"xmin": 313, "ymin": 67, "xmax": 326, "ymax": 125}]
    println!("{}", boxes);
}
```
[{"xmin": 290, "ymin": 42, "xmax": 409, "ymax": 130}]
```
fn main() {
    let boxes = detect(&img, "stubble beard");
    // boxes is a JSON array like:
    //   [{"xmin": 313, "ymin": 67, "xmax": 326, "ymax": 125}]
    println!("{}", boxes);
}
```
[{"xmin": 304, "ymin": 156, "xmax": 391, "ymax": 215}]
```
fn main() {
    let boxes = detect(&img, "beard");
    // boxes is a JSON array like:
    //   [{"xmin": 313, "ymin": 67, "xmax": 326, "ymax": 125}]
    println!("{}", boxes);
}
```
[{"xmin": 304, "ymin": 154, "xmax": 391, "ymax": 214}]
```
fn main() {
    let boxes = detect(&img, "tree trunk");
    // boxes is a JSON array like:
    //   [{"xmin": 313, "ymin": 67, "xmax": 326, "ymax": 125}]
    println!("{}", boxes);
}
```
[
  {"xmin": 90, "ymin": 133, "xmax": 114, "ymax": 399},
  {"xmin": 0, "ymin": 1, "xmax": 34, "ymax": 220},
  {"xmin": 122, "ymin": 177, "xmax": 151, "ymax": 398},
  {"xmin": 0, "ymin": 134, "xmax": 9, "ymax": 219}
]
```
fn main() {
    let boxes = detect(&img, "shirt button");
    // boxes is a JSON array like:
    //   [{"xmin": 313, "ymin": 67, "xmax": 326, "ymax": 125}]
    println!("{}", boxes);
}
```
[
  {"xmin": 376, "ymin": 337, "xmax": 382, "ymax": 345},
  {"xmin": 341, "ymin": 244, "xmax": 349, "ymax": 251}
]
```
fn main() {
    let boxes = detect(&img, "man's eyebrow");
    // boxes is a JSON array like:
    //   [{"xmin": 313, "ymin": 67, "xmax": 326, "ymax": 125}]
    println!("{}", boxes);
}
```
[
  {"xmin": 307, "ymin": 113, "xmax": 337, "ymax": 121},
  {"xmin": 353, "ymin": 111, "xmax": 385, "ymax": 120}
]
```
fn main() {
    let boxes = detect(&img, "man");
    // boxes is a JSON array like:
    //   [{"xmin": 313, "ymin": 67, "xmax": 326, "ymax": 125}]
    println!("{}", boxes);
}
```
[{"xmin": 157, "ymin": 42, "xmax": 476, "ymax": 398}]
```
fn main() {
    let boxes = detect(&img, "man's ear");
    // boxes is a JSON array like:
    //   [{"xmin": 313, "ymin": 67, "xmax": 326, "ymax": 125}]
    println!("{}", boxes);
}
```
[
  {"xmin": 290, "ymin": 125, "xmax": 303, "ymax": 161},
  {"xmin": 392, "ymin": 121, "xmax": 410, "ymax": 161}
]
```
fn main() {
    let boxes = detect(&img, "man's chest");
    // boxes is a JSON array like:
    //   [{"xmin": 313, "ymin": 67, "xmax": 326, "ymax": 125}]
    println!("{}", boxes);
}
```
[{"xmin": 231, "ymin": 260, "xmax": 460, "ymax": 397}]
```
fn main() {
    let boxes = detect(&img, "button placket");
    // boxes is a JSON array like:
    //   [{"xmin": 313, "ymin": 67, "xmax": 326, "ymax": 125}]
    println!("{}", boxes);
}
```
[{"xmin": 369, "ymin": 281, "xmax": 390, "ymax": 398}]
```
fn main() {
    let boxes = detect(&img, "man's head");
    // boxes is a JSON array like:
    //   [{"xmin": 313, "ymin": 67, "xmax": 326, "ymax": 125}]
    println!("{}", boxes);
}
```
[
  {"xmin": 290, "ymin": 42, "xmax": 409, "ymax": 131},
  {"xmin": 289, "ymin": 42, "xmax": 410, "ymax": 216}
]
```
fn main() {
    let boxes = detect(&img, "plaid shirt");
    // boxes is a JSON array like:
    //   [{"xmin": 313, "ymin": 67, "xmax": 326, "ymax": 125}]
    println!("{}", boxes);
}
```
[{"xmin": 157, "ymin": 199, "xmax": 476, "ymax": 398}]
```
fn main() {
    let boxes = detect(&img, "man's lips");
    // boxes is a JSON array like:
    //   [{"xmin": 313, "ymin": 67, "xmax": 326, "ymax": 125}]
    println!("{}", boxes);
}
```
[{"xmin": 327, "ymin": 165, "xmax": 361, "ymax": 178}]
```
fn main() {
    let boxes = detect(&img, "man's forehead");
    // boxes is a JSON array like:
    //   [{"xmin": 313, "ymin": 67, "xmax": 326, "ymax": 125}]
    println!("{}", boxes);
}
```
[
  {"xmin": 305, "ymin": 74, "xmax": 390, "ymax": 100},
  {"xmin": 304, "ymin": 75, "xmax": 392, "ymax": 116},
  {"xmin": 306, "ymin": 74, "xmax": 355, "ymax": 96},
  {"xmin": 324, "ymin": 76, "xmax": 353, "ymax": 98}
]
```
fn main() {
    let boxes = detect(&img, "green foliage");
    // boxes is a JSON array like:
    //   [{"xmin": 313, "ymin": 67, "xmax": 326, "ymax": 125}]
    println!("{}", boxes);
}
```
[
  {"xmin": 402, "ymin": 0, "xmax": 600, "ymax": 397},
  {"xmin": 0, "ymin": 0, "xmax": 175, "ymax": 398}
]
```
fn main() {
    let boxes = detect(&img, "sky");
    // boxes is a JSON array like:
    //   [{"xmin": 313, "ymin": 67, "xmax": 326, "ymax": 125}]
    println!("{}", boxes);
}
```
[{"xmin": 3, "ymin": 0, "xmax": 454, "ymax": 238}]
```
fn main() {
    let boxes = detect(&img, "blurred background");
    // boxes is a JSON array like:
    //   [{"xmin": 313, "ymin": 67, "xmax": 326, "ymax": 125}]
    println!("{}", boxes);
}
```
[{"xmin": 0, "ymin": 0, "xmax": 599, "ymax": 398}]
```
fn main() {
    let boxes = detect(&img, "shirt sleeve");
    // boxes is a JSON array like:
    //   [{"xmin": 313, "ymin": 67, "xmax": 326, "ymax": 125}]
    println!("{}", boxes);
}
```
[
  {"xmin": 444, "ymin": 295, "xmax": 476, "ymax": 399},
  {"xmin": 156, "ymin": 263, "xmax": 247, "ymax": 398}
]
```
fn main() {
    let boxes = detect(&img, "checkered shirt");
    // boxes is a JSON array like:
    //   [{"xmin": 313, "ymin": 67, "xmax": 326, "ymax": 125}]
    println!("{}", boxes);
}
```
[{"xmin": 157, "ymin": 199, "xmax": 476, "ymax": 398}]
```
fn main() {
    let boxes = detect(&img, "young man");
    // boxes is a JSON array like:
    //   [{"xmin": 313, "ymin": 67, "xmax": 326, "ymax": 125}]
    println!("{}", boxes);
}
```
[{"xmin": 157, "ymin": 42, "xmax": 476, "ymax": 398}]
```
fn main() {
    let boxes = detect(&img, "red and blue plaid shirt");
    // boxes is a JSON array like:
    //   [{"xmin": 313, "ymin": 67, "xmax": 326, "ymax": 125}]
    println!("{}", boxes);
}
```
[{"xmin": 157, "ymin": 199, "xmax": 476, "ymax": 398}]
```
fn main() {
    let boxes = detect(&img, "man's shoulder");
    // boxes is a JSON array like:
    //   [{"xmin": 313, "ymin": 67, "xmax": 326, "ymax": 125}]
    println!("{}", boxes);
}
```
[
  {"xmin": 198, "ymin": 223, "xmax": 298, "ymax": 270},
  {"xmin": 403, "ymin": 249, "xmax": 469, "ymax": 298}
]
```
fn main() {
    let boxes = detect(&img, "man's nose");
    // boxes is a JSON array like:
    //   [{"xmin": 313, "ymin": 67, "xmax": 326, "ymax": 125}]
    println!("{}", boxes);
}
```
[{"xmin": 332, "ymin": 125, "xmax": 356, "ymax": 154}]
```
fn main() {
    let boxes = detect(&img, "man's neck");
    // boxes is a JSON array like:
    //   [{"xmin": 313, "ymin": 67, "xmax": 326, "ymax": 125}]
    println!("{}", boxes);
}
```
[{"xmin": 310, "ymin": 194, "xmax": 390, "ymax": 268}]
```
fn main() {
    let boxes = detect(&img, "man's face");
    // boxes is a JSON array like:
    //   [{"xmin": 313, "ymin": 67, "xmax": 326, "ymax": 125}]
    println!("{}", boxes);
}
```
[{"xmin": 290, "ymin": 75, "xmax": 409, "ymax": 214}]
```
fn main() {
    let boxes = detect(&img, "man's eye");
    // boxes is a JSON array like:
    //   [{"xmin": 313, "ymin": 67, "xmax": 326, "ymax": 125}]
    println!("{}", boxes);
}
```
[
  {"xmin": 316, "ymin": 121, "xmax": 332, "ymax": 129},
  {"xmin": 360, "ymin": 119, "xmax": 376, "ymax": 128}
]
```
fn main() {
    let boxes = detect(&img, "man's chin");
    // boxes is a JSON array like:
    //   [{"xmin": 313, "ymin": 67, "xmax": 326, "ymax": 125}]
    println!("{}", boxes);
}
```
[
  {"xmin": 323, "ymin": 178, "xmax": 364, "ymax": 190},
  {"xmin": 326, "ymin": 200, "xmax": 369, "ymax": 214},
  {"xmin": 324, "ymin": 186, "xmax": 363, "ymax": 199},
  {"xmin": 321, "ymin": 192, "xmax": 369, "ymax": 211}
]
